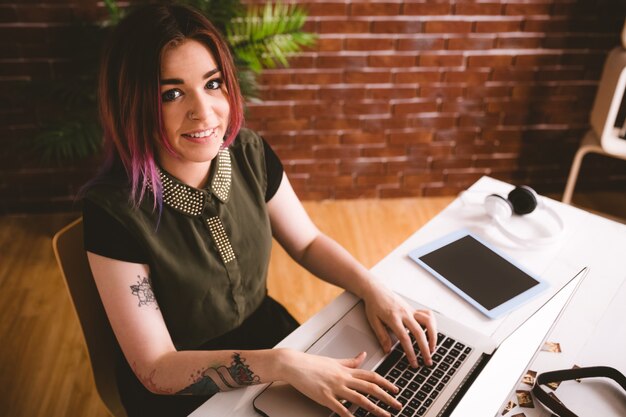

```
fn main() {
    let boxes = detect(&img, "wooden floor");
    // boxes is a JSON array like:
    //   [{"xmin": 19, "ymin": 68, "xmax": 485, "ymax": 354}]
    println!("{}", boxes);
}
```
[{"xmin": 0, "ymin": 193, "xmax": 623, "ymax": 417}]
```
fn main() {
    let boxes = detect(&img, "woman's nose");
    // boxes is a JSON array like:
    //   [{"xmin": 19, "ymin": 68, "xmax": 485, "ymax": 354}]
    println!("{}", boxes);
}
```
[{"xmin": 187, "ymin": 94, "xmax": 214, "ymax": 122}]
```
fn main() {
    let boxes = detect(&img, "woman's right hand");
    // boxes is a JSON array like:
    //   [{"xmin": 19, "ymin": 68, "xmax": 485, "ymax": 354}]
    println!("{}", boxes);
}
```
[{"xmin": 278, "ymin": 349, "xmax": 402, "ymax": 417}]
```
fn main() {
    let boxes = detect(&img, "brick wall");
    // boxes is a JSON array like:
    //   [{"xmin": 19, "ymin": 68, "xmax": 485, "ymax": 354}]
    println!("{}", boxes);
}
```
[{"xmin": 1, "ymin": 0, "xmax": 625, "ymax": 212}]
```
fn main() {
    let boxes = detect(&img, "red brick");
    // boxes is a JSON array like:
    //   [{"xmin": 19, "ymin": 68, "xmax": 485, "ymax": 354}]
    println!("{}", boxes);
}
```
[
  {"xmin": 345, "ymin": 37, "xmax": 394, "ymax": 51},
  {"xmin": 344, "ymin": 70, "xmax": 392, "ymax": 84},
  {"xmin": 468, "ymin": 54, "xmax": 513, "ymax": 68},
  {"xmin": 434, "ymin": 129, "xmax": 479, "ymax": 143},
  {"xmin": 258, "ymin": 71, "xmax": 292, "ymax": 85},
  {"xmin": 420, "ymin": 85, "xmax": 464, "ymax": 99},
  {"xmin": 424, "ymin": 20, "xmax": 472, "ymax": 34},
  {"xmin": 515, "ymin": 53, "xmax": 561, "ymax": 67},
  {"xmin": 297, "ymin": 133, "xmax": 341, "ymax": 146},
  {"xmin": 396, "ymin": 37, "xmax": 446, "ymax": 51},
  {"xmin": 465, "ymin": 85, "xmax": 511, "ymax": 99},
  {"xmin": 303, "ymin": 2, "xmax": 347, "ymax": 16},
  {"xmin": 318, "ymin": 87, "xmax": 367, "ymax": 100},
  {"xmin": 371, "ymin": 20, "xmax": 423, "ymax": 34},
  {"xmin": 441, "ymin": 100, "xmax": 484, "ymax": 113},
  {"xmin": 504, "ymin": 4, "xmax": 552, "ymax": 16},
  {"xmin": 379, "ymin": 187, "xmax": 424, "ymax": 198},
  {"xmin": 444, "ymin": 70, "xmax": 490, "ymax": 84},
  {"xmin": 284, "ymin": 55, "xmax": 316, "ymax": 69},
  {"xmin": 385, "ymin": 158, "xmax": 429, "ymax": 174},
  {"xmin": 368, "ymin": 54, "xmax": 416, "ymax": 68},
  {"xmin": 344, "ymin": 101, "xmax": 391, "ymax": 115},
  {"xmin": 431, "ymin": 157, "xmax": 473, "ymax": 170},
  {"xmin": 0, "ymin": 60, "xmax": 51, "ymax": 78},
  {"xmin": 495, "ymin": 36, "xmax": 543, "ymax": 49},
  {"xmin": 445, "ymin": 170, "xmax": 491, "ymax": 185},
  {"xmin": 312, "ymin": 117, "xmax": 360, "ymax": 130},
  {"xmin": 319, "ymin": 19, "xmax": 370, "ymax": 34},
  {"xmin": 413, "ymin": 114, "xmax": 457, "ymax": 129},
  {"xmin": 419, "ymin": 53, "xmax": 465, "ymax": 67},
  {"xmin": 314, "ymin": 146, "xmax": 361, "ymax": 159},
  {"xmin": 268, "ymin": 118, "xmax": 311, "ymax": 131},
  {"xmin": 342, "ymin": 132, "xmax": 386, "ymax": 145},
  {"xmin": 475, "ymin": 20, "xmax": 522, "ymax": 33},
  {"xmin": 315, "ymin": 37, "xmax": 344, "ymax": 52},
  {"xmin": 290, "ymin": 161, "xmax": 339, "ymax": 174},
  {"xmin": 293, "ymin": 101, "xmax": 342, "ymax": 118},
  {"xmin": 367, "ymin": 87, "xmax": 418, "ymax": 100},
  {"xmin": 317, "ymin": 54, "xmax": 368, "ymax": 68},
  {"xmin": 356, "ymin": 174, "xmax": 400, "ymax": 187},
  {"xmin": 394, "ymin": 71, "xmax": 441, "ymax": 84},
  {"xmin": 459, "ymin": 112, "xmax": 501, "ymax": 128},
  {"xmin": 491, "ymin": 68, "xmax": 536, "ymax": 82},
  {"xmin": 388, "ymin": 131, "xmax": 433, "ymax": 145},
  {"xmin": 360, "ymin": 146, "xmax": 408, "ymax": 158},
  {"xmin": 291, "ymin": 71, "xmax": 343, "ymax": 85},
  {"xmin": 246, "ymin": 103, "xmax": 293, "ymax": 120},
  {"xmin": 350, "ymin": 2, "xmax": 401, "ymax": 16},
  {"xmin": 455, "ymin": 3, "xmax": 503, "ymax": 16},
  {"xmin": 339, "ymin": 161, "xmax": 385, "ymax": 175},
  {"xmin": 392, "ymin": 101, "xmax": 438, "ymax": 115},
  {"xmin": 309, "ymin": 175, "xmax": 354, "ymax": 188},
  {"xmin": 475, "ymin": 155, "xmax": 520, "ymax": 169},
  {"xmin": 482, "ymin": 128, "xmax": 523, "ymax": 142},
  {"xmin": 270, "ymin": 88, "xmax": 318, "ymax": 101},
  {"xmin": 448, "ymin": 35, "xmax": 495, "ymax": 50},
  {"xmin": 404, "ymin": 172, "xmax": 445, "ymax": 188},
  {"xmin": 334, "ymin": 187, "xmax": 378, "ymax": 199},
  {"xmin": 403, "ymin": 3, "xmax": 451, "ymax": 15}
]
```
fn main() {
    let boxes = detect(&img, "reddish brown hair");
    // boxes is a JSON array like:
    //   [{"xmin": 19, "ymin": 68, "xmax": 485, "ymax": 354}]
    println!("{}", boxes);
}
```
[{"xmin": 97, "ymin": 3, "xmax": 244, "ymax": 208}]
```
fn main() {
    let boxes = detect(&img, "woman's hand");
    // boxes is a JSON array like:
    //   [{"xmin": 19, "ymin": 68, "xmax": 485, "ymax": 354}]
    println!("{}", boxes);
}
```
[
  {"xmin": 360, "ymin": 281, "xmax": 437, "ymax": 368},
  {"xmin": 279, "ymin": 349, "xmax": 401, "ymax": 417}
]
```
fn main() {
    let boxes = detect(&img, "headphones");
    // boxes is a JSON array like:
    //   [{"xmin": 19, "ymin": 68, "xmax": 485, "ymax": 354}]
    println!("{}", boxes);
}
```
[{"xmin": 475, "ymin": 185, "xmax": 564, "ymax": 246}]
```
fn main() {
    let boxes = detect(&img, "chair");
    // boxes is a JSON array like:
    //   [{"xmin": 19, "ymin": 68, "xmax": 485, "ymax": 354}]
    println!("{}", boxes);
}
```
[
  {"xmin": 562, "ymin": 130, "xmax": 626, "ymax": 204},
  {"xmin": 52, "ymin": 218, "xmax": 128, "ymax": 417},
  {"xmin": 562, "ymin": 47, "xmax": 626, "ymax": 206}
]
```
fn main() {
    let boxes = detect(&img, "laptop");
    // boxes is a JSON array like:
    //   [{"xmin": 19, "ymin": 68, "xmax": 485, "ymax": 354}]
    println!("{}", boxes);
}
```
[{"xmin": 253, "ymin": 267, "xmax": 588, "ymax": 417}]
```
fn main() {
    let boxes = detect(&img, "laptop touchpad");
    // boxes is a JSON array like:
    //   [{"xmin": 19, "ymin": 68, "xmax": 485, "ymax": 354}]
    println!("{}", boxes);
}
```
[{"xmin": 312, "ymin": 325, "xmax": 382, "ymax": 369}]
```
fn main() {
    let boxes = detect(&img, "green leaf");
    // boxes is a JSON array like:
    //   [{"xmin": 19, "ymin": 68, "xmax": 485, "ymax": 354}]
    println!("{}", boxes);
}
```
[{"xmin": 226, "ymin": 2, "xmax": 316, "ymax": 73}]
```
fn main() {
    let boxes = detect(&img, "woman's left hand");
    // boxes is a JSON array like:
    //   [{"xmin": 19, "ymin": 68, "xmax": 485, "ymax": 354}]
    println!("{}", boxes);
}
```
[{"xmin": 360, "ymin": 281, "xmax": 437, "ymax": 368}]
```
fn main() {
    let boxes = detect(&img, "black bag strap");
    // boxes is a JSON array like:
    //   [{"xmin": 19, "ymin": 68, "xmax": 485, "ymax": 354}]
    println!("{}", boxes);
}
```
[{"xmin": 532, "ymin": 366, "xmax": 626, "ymax": 417}]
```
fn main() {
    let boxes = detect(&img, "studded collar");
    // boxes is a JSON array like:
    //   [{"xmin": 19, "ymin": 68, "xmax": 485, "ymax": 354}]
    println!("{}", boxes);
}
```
[{"xmin": 157, "ymin": 149, "xmax": 232, "ymax": 216}]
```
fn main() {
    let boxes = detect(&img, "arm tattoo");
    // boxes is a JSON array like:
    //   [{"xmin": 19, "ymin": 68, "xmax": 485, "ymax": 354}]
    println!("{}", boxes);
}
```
[
  {"xmin": 129, "ymin": 275, "xmax": 158, "ymax": 309},
  {"xmin": 177, "ymin": 352, "xmax": 261, "ymax": 395}
]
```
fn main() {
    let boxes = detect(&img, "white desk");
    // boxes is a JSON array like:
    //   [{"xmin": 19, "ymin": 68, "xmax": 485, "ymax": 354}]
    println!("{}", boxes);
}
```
[{"xmin": 189, "ymin": 176, "xmax": 626, "ymax": 417}]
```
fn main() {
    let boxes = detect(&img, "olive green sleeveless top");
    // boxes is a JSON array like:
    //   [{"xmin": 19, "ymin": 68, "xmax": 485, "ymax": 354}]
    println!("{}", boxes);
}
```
[{"xmin": 86, "ymin": 129, "xmax": 272, "ymax": 350}]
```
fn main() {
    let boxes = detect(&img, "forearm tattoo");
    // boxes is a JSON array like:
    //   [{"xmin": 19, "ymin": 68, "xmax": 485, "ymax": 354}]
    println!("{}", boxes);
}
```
[
  {"xmin": 129, "ymin": 275, "xmax": 158, "ymax": 309},
  {"xmin": 177, "ymin": 352, "xmax": 261, "ymax": 395}
]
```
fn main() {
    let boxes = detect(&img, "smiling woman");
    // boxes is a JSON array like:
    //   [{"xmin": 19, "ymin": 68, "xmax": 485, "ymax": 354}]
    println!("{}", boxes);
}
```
[
  {"xmin": 158, "ymin": 40, "xmax": 231, "ymax": 187},
  {"xmin": 80, "ymin": 4, "xmax": 437, "ymax": 417}
]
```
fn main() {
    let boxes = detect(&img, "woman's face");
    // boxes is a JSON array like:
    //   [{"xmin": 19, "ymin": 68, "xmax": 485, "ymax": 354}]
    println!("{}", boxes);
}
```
[{"xmin": 158, "ymin": 39, "xmax": 230, "ymax": 172}]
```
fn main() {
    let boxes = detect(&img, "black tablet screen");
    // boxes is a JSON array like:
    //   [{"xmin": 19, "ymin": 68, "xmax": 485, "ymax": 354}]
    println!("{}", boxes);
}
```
[{"xmin": 419, "ymin": 235, "xmax": 539, "ymax": 310}]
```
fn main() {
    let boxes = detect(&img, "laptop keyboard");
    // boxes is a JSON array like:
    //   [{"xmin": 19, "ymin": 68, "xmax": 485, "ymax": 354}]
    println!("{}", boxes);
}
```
[{"xmin": 350, "ymin": 332, "xmax": 473, "ymax": 417}]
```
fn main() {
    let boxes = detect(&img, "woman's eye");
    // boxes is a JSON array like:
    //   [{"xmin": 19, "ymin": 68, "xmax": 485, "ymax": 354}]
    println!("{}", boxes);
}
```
[
  {"xmin": 206, "ymin": 79, "xmax": 223, "ymax": 90},
  {"xmin": 162, "ymin": 89, "xmax": 181, "ymax": 102}
]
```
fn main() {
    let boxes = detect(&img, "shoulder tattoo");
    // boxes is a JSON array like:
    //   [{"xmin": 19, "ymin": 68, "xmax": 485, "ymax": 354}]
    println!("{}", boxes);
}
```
[
  {"xmin": 129, "ymin": 275, "xmax": 158, "ymax": 309},
  {"xmin": 177, "ymin": 352, "xmax": 261, "ymax": 395}
]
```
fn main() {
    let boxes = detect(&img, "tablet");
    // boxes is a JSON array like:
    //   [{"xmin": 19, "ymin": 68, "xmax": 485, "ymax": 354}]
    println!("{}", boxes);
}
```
[{"xmin": 408, "ymin": 229, "xmax": 548, "ymax": 319}]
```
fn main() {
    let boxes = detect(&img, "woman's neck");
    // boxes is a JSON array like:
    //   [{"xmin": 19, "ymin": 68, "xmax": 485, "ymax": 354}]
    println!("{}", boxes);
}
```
[{"xmin": 160, "ymin": 159, "xmax": 212, "ymax": 189}]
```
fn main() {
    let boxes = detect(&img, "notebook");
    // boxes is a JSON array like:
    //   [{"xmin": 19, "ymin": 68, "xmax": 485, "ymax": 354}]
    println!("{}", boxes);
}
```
[{"xmin": 253, "ymin": 267, "xmax": 588, "ymax": 417}]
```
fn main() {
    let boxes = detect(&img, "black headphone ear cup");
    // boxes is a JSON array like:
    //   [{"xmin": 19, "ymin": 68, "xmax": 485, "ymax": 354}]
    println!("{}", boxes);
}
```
[
  {"xmin": 485, "ymin": 194, "xmax": 513, "ymax": 219},
  {"xmin": 508, "ymin": 185, "xmax": 538, "ymax": 215}
]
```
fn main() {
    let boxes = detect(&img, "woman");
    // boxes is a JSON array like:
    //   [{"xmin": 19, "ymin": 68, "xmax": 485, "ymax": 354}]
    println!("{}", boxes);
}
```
[{"xmin": 83, "ymin": 4, "xmax": 436, "ymax": 417}]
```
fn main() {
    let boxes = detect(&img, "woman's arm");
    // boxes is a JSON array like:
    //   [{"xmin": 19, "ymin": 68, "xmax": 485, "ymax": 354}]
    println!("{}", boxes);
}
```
[
  {"xmin": 267, "ymin": 174, "xmax": 437, "ymax": 367},
  {"xmin": 88, "ymin": 252, "xmax": 399, "ymax": 417}
]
